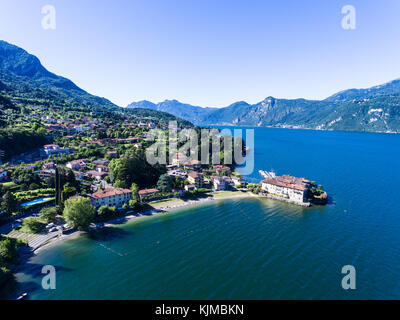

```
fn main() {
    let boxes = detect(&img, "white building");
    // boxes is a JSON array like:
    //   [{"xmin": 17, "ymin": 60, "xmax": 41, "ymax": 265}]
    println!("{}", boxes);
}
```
[
  {"xmin": 261, "ymin": 175, "xmax": 311, "ymax": 204},
  {"xmin": 42, "ymin": 144, "xmax": 70, "ymax": 157},
  {"xmin": 66, "ymin": 159, "xmax": 89, "ymax": 170},
  {"xmin": 211, "ymin": 176, "xmax": 226, "ymax": 191},
  {"xmin": 89, "ymin": 188, "xmax": 132, "ymax": 208},
  {"xmin": 232, "ymin": 177, "xmax": 243, "ymax": 187}
]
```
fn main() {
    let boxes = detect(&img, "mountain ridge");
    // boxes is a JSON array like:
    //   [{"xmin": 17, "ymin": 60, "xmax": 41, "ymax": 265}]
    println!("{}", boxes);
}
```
[
  {"xmin": 128, "ymin": 80, "xmax": 400, "ymax": 133},
  {"xmin": 0, "ymin": 40, "xmax": 194, "ymax": 127},
  {"xmin": 127, "ymin": 99, "xmax": 218, "ymax": 124},
  {"xmin": 0, "ymin": 40, "xmax": 118, "ymax": 110}
]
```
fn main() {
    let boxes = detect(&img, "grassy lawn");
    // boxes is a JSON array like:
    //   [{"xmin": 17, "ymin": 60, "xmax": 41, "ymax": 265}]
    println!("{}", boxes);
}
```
[
  {"xmin": 147, "ymin": 190, "xmax": 251, "ymax": 209},
  {"xmin": 148, "ymin": 198, "xmax": 185, "ymax": 209},
  {"xmin": 211, "ymin": 190, "xmax": 250, "ymax": 198},
  {"xmin": 14, "ymin": 218, "xmax": 47, "ymax": 234}
]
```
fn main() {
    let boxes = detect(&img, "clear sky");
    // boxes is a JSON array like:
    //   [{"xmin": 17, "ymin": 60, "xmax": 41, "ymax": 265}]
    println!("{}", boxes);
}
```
[{"xmin": 1, "ymin": 0, "xmax": 400, "ymax": 108}]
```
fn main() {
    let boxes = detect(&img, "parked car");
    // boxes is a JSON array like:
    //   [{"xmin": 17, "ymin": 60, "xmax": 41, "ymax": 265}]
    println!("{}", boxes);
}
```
[{"xmin": 46, "ymin": 223, "xmax": 55, "ymax": 229}]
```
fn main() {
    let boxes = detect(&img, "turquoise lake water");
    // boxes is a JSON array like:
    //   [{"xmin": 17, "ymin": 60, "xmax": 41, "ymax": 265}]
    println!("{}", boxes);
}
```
[{"xmin": 7, "ymin": 127, "xmax": 400, "ymax": 299}]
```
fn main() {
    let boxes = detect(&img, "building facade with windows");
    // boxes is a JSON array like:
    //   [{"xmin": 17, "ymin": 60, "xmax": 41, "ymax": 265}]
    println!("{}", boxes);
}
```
[
  {"xmin": 89, "ymin": 188, "xmax": 132, "ymax": 208},
  {"xmin": 261, "ymin": 175, "xmax": 311, "ymax": 203}
]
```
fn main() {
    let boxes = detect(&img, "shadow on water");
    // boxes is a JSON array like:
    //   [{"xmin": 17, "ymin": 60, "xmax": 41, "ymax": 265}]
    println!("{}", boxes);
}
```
[
  {"xmin": 1, "ymin": 256, "xmax": 73, "ymax": 300},
  {"xmin": 18, "ymin": 261, "xmax": 72, "ymax": 278},
  {"xmin": 326, "ymin": 194, "xmax": 336, "ymax": 205},
  {"xmin": 88, "ymin": 226, "xmax": 131, "ymax": 242},
  {"xmin": 0, "ymin": 276, "xmax": 41, "ymax": 300}
]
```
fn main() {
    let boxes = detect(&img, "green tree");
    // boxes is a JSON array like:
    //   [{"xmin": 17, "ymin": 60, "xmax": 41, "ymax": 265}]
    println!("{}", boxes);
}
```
[
  {"xmin": 39, "ymin": 207, "xmax": 58, "ymax": 223},
  {"xmin": 66, "ymin": 169, "xmax": 79, "ymax": 191},
  {"xmin": 0, "ymin": 184, "xmax": 4, "ymax": 198},
  {"xmin": 130, "ymin": 182, "xmax": 139, "ymax": 201},
  {"xmin": 63, "ymin": 197, "xmax": 95, "ymax": 231},
  {"xmin": 129, "ymin": 199, "xmax": 141, "ymax": 210},
  {"xmin": 0, "ymin": 238, "xmax": 18, "ymax": 263},
  {"xmin": 97, "ymin": 205, "xmax": 116, "ymax": 218},
  {"xmin": 108, "ymin": 150, "xmax": 165, "ymax": 188},
  {"xmin": 0, "ymin": 237, "xmax": 19, "ymax": 287},
  {"xmin": 20, "ymin": 218, "xmax": 45, "ymax": 234},
  {"xmin": 1, "ymin": 191, "xmax": 17, "ymax": 217},
  {"xmin": 29, "ymin": 183, "xmax": 40, "ymax": 190},
  {"xmin": 55, "ymin": 167, "xmax": 62, "ymax": 207},
  {"xmin": 156, "ymin": 174, "xmax": 173, "ymax": 193}
]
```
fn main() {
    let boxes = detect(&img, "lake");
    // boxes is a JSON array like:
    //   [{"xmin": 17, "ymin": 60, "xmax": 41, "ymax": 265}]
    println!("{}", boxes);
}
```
[{"xmin": 7, "ymin": 127, "xmax": 400, "ymax": 299}]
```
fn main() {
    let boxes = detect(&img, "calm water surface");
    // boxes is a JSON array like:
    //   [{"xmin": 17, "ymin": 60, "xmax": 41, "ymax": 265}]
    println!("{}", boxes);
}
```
[{"xmin": 8, "ymin": 127, "xmax": 400, "ymax": 299}]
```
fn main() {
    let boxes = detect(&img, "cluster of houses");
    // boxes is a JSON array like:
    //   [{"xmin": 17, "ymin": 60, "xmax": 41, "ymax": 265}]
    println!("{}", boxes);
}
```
[
  {"xmin": 167, "ymin": 159, "xmax": 245, "ymax": 193},
  {"xmin": 81, "ymin": 162, "xmax": 246, "ymax": 210},
  {"xmin": 1, "ymin": 106, "xmax": 252, "ymax": 214},
  {"xmin": 86, "ymin": 136, "xmax": 143, "ymax": 148},
  {"xmin": 43, "ymin": 116, "xmax": 157, "ymax": 135}
]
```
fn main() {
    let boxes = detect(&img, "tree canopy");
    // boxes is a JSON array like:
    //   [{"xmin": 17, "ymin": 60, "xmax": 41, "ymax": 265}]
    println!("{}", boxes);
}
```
[
  {"xmin": 109, "ymin": 150, "xmax": 166, "ymax": 189},
  {"xmin": 157, "ymin": 174, "xmax": 173, "ymax": 193},
  {"xmin": 63, "ymin": 197, "xmax": 95, "ymax": 231}
]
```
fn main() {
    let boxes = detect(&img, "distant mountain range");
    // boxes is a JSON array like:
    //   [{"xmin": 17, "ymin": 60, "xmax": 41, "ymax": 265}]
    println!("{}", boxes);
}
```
[
  {"xmin": 127, "ymin": 100, "xmax": 218, "ymax": 124},
  {"xmin": 1, "ymin": 40, "xmax": 399, "ymax": 134},
  {"xmin": 128, "ymin": 81, "xmax": 400, "ymax": 133}
]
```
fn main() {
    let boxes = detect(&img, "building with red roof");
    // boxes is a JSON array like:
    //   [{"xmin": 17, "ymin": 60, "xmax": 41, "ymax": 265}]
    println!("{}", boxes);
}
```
[
  {"xmin": 261, "ymin": 175, "xmax": 311, "ymax": 203},
  {"xmin": 89, "ymin": 187, "xmax": 132, "ymax": 208}
]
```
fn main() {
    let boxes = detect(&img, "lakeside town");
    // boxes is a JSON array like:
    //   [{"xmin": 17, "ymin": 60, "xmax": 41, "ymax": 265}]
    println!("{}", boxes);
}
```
[{"xmin": 0, "ymin": 98, "xmax": 327, "ymax": 296}]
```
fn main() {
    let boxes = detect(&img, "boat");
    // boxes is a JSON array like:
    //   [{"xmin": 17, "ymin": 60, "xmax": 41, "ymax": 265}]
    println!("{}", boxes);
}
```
[
  {"xmin": 16, "ymin": 292, "xmax": 28, "ymax": 300},
  {"xmin": 259, "ymin": 170, "xmax": 276, "ymax": 180}
]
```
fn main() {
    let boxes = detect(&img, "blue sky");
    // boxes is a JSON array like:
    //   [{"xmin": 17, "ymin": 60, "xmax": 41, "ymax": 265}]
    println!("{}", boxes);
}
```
[{"xmin": 1, "ymin": 0, "xmax": 400, "ymax": 108}]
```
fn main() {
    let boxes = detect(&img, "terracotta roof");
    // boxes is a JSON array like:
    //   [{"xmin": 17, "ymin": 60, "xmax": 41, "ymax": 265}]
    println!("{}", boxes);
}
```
[
  {"xmin": 262, "ymin": 175, "xmax": 311, "ymax": 191},
  {"xmin": 67, "ymin": 159, "xmax": 89, "ymax": 165},
  {"xmin": 188, "ymin": 171, "xmax": 203, "ymax": 178},
  {"xmin": 184, "ymin": 160, "xmax": 201, "ymax": 166},
  {"xmin": 90, "ymin": 188, "xmax": 132, "ymax": 199},
  {"xmin": 138, "ymin": 188, "xmax": 159, "ymax": 195}
]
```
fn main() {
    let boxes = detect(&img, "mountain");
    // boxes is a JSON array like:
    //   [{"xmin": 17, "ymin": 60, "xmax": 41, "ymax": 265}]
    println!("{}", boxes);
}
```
[
  {"xmin": 0, "ymin": 40, "xmax": 193, "ymax": 126},
  {"xmin": 3, "ymin": 40, "xmax": 399, "ymax": 133},
  {"xmin": 325, "ymin": 79, "xmax": 400, "ymax": 102},
  {"xmin": 127, "ymin": 99, "xmax": 217, "ymax": 124},
  {"xmin": 0, "ymin": 40, "xmax": 119, "ymax": 110},
  {"xmin": 129, "ymin": 80, "xmax": 400, "ymax": 133}
]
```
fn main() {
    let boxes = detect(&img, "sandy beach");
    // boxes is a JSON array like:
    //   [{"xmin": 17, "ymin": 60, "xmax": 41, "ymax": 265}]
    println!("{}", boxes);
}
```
[{"xmin": 33, "ymin": 191, "xmax": 255, "ymax": 253}]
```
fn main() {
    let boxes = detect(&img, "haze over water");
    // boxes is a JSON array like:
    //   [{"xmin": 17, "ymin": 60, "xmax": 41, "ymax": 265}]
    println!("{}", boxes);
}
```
[{"xmin": 9, "ymin": 127, "xmax": 400, "ymax": 299}]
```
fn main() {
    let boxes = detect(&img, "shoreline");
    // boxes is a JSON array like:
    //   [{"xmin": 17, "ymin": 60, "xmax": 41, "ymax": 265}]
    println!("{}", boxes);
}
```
[
  {"xmin": 33, "ymin": 192, "xmax": 255, "ymax": 254},
  {"xmin": 212, "ymin": 123, "xmax": 400, "ymax": 135}
]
